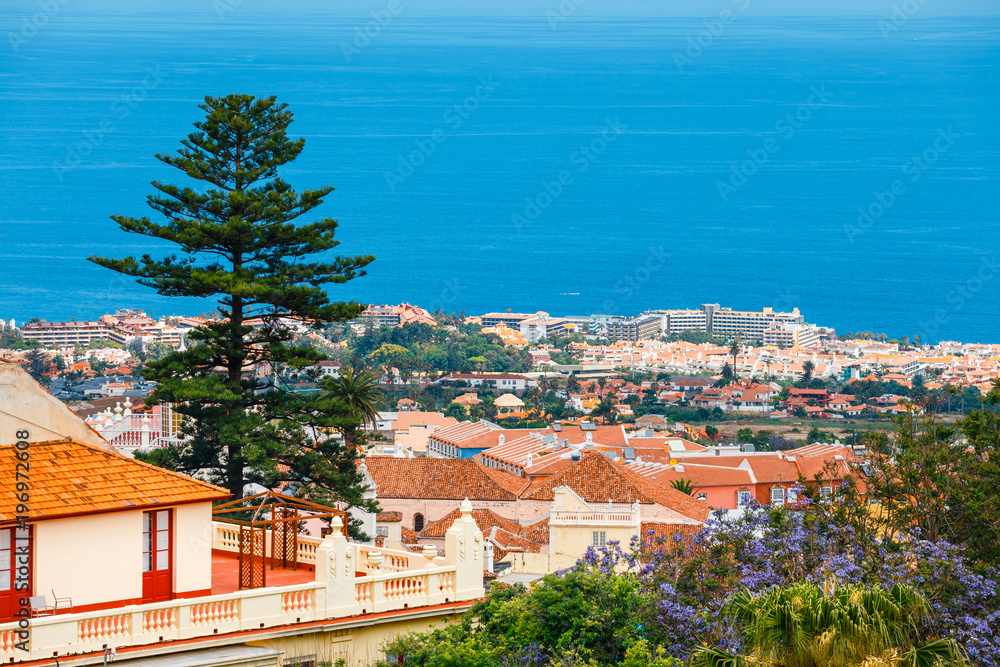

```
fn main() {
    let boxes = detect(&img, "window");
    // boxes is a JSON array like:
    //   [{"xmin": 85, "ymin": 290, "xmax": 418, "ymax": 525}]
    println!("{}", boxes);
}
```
[
  {"xmin": 737, "ymin": 490, "xmax": 753, "ymax": 506},
  {"xmin": 770, "ymin": 487, "xmax": 785, "ymax": 506},
  {"xmin": 413, "ymin": 514, "xmax": 424, "ymax": 533},
  {"xmin": 376, "ymin": 526, "xmax": 389, "ymax": 538},
  {"xmin": 821, "ymin": 485, "xmax": 833, "ymax": 498},
  {"xmin": 592, "ymin": 531, "xmax": 606, "ymax": 548},
  {"xmin": 696, "ymin": 493, "xmax": 708, "ymax": 501}
]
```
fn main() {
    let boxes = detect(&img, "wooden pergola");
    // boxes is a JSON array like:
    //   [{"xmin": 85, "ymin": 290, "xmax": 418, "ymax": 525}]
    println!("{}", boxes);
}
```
[{"xmin": 212, "ymin": 491, "xmax": 347, "ymax": 590}]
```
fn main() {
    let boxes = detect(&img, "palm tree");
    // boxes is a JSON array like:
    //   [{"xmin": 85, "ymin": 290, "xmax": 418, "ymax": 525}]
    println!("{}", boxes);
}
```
[
  {"xmin": 670, "ymin": 478, "xmax": 694, "ymax": 495},
  {"xmin": 801, "ymin": 360, "xmax": 816, "ymax": 386},
  {"xmin": 729, "ymin": 338, "xmax": 741, "ymax": 379},
  {"xmin": 320, "ymin": 365, "xmax": 386, "ymax": 448},
  {"xmin": 690, "ymin": 582, "xmax": 968, "ymax": 667}
]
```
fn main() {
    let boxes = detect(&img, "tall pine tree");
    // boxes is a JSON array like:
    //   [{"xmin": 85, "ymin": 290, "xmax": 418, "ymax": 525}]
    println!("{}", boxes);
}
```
[{"xmin": 90, "ymin": 95, "xmax": 376, "ymax": 517}]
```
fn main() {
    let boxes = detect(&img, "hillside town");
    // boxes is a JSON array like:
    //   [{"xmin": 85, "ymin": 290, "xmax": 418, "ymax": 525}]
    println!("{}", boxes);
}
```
[{"xmin": 4, "ymin": 294, "xmax": 997, "ymax": 665}]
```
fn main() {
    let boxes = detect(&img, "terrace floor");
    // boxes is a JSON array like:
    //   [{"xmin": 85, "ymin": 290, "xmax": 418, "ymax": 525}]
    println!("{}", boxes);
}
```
[{"xmin": 211, "ymin": 552, "xmax": 316, "ymax": 595}]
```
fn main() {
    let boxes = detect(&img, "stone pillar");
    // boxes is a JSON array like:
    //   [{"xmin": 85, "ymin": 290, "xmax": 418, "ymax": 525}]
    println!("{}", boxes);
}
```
[
  {"xmin": 444, "ymin": 498, "xmax": 485, "ymax": 600},
  {"xmin": 314, "ymin": 516, "xmax": 356, "ymax": 617},
  {"xmin": 140, "ymin": 414, "xmax": 151, "ymax": 450}
]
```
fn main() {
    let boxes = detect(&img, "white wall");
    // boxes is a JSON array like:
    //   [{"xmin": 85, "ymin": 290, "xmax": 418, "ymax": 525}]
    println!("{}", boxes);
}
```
[
  {"xmin": 36, "ymin": 511, "xmax": 143, "ymax": 606},
  {"xmin": 34, "ymin": 502, "xmax": 215, "ymax": 608},
  {"xmin": 174, "ymin": 503, "xmax": 213, "ymax": 594},
  {"xmin": 0, "ymin": 362, "xmax": 112, "ymax": 450}
]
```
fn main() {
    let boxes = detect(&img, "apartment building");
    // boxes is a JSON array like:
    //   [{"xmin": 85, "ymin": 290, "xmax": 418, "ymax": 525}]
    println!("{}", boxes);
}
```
[
  {"xmin": 701, "ymin": 304, "xmax": 804, "ymax": 337},
  {"xmin": 480, "ymin": 312, "xmax": 536, "ymax": 328},
  {"xmin": 20, "ymin": 312, "xmax": 187, "ymax": 349},
  {"xmin": 356, "ymin": 303, "xmax": 436, "ymax": 328},
  {"xmin": 606, "ymin": 314, "xmax": 662, "ymax": 342},
  {"xmin": 20, "ymin": 320, "xmax": 113, "ymax": 347},
  {"xmin": 518, "ymin": 313, "xmax": 567, "ymax": 343},
  {"xmin": 643, "ymin": 309, "xmax": 708, "ymax": 334},
  {"xmin": 763, "ymin": 323, "xmax": 820, "ymax": 349},
  {"xmin": 561, "ymin": 314, "xmax": 615, "ymax": 336}
]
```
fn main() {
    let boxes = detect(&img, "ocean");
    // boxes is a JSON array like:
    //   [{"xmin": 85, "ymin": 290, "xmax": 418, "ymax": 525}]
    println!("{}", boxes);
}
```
[{"xmin": 1, "ymin": 7, "xmax": 997, "ymax": 342}]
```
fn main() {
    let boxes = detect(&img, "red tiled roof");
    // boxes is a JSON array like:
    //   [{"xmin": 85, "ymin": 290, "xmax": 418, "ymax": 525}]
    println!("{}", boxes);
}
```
[
  {"xmin": 520, "ymin": 452, "xmax": 709, "ymax": 522},
  {"xmin": 745, "ymin": 458, "xmax": 801, "ymax": 484},
  {"xmin": 418, "ymin": 507, "xmax": 522, "ymax": 539},
  {"xmin": 639, "ymin": 522, "xmax": 701, "ymax": 543},
  {"xmin": 521, "ymin": 516, "xmax": 550, "ymax": 544},
  {"xmin": 648, "ymin": 463, "xmax": 754, "ymax": 488},
  {"xmin": 364, "ymin": 457, "xmax": 518, "ymax": 501},
  {"xmin": 481, "ymin": 466, "xmax": 532, "ymax": 495},
  {"xmin": 0, "ymin": 439, "xmax": 230, "ymax": 524}
]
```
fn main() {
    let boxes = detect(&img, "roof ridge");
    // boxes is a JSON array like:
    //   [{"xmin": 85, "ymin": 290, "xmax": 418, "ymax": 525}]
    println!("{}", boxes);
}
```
[{"xmin": 2, "ymin": 438, "xmax": 231, "ymax": 495}]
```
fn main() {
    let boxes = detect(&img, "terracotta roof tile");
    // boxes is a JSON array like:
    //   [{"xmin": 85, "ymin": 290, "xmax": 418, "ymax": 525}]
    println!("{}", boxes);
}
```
[
  {"xmin": 0, "ymin": 439, "xmax": 230, "ymax": 524},
  {"xmin": 481, "ymin": 466, "xmax": 532, "ymax": 495},
  {"xmin": 417, "ymin": 508, "xmax": 522, "ymax": 539},
  {"xmin": 521, "ymin": 516, "xmax": 550, "ymax": 544},
  {"xmin": 521, "ymin": 452, "xmax": 709, "ymax": 522},
  {"xmin": 364, "ymin": 457, "xmax": 518, "ymax": 501}
]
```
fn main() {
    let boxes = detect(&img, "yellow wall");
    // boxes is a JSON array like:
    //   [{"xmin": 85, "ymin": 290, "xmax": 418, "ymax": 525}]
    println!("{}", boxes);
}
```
[
  {"xmin": 550, "ymin": 524, "xmax": 637, "ymax": 556},
  {"xmin": 248, "ymin": 610, "xmax": 467, "ymax": 667}
]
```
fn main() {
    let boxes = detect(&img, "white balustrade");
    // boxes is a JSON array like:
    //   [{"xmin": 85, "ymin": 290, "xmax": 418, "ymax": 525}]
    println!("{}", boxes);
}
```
[{"xmin": 3, "ymin": 509, "xmax": 484, "ymax": 662}]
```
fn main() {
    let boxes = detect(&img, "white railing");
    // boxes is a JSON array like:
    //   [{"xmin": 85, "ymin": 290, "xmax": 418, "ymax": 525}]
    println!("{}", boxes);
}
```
[
  {"xmin": 550, "ymin": 509, "xmax": 641, "ymax": 525},
  {"xmin": 212, "ymin": 521, "xmax": 321, "ymax": 566},
  {"xmin": 4, "ymin": 509, "xmax": 486, "ymax": 662},
  {"xmin": 211, "ymin": 521, "xmax": 419, "ymax": 572}
]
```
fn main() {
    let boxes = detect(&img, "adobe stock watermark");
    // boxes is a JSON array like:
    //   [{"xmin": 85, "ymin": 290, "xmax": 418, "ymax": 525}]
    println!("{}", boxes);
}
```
[
  {"xmin": 844, "ymin": 126, "xmax": 957, "ymax": 243},
  {"xmin": 214, "ymin": 0, "xmax": 249, "ymax": 20},
  {"xmin": 11, "ymin": 430, "xmax": 31, "ymax": 652},
  {"xmin": 8, "ymin": 0, "xmax": 70, "ymax": 53},
  {"xmin": 340, "ymin": 0, "xmax": 404, "ymax": 63},
  {"xmin": 673, "ymin": 0, "xmax": 751, "ymax": 73},
  {"xmin": 384, "ymin": 75, "xmax": 500, "ymax": 192},
  {"xmin": 602, "ymin": 246, "xmax": 669, "ymax": 314},
  {"xmin": 511, "ymin": 117, "xmax": 628, "ymax": 231},
  {"xmin": 771, "ymin": 287, "xmax": 799, "ymax": 313},
  {"xmin": 918, "ymin": 252, "xmax": 998, "ymax": 342},
  {"xmin": 52, "ymin": 66, "xmax": 166, "ymax": 183},
  {"xmin": 878, "ymin": 0, "xmax": 930, "ymax": 39},
  {"xmin": 716, "ymin": 85, "xmax": 831, "ymax": 201},
  {"xmin": 428, "ymin": 279, "xmax": 468, "ymax": 314},
  {"xmin": 546, "ymin": 0, "xmax": 585, "ymax": 29}
]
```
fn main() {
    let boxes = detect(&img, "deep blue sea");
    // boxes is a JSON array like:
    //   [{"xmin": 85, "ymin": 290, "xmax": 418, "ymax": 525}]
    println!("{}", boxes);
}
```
[{"xmin": 1, "ymin": 6, "xmax": 998, "ymax": 342}]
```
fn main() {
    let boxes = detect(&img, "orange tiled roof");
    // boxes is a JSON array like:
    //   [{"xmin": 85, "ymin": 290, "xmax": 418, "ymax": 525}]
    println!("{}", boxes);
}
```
[
  {"xmin": 481, "ymin": 466, "xmax": 532, "ymax": 495},
  {"xmin": 364, "ymin": 457, "xmax": 518, "ymax": 501},
  {"xmin": 418, "ymin": 507, "xmax": 522, "ymax": 539},
  {"xmin": 0, "ymin": 439, "xmax": 230, "ymax": 524},
  {"xmin": 521, "ymin": 452, "xmax": 710, "ymax": 522}
]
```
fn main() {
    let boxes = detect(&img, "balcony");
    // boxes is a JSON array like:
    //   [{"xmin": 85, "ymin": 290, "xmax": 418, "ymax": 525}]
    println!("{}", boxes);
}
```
[
  {"xmin": 549, "ymin": 504, "xmax": 641, "ymax": 527},
  {"xmin": 1, "ymin": 505, "xmax": 486, "ymax": 662}
]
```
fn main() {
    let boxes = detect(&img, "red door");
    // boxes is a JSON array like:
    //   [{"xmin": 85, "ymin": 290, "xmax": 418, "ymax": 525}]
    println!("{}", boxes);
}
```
[
  {"xmin": 142, "ymin": 510, "xmax": 173, "ymax": 602},
  {"xmin": 0, "ymin": 526, "xmax": 31, "ymax": 623}
]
